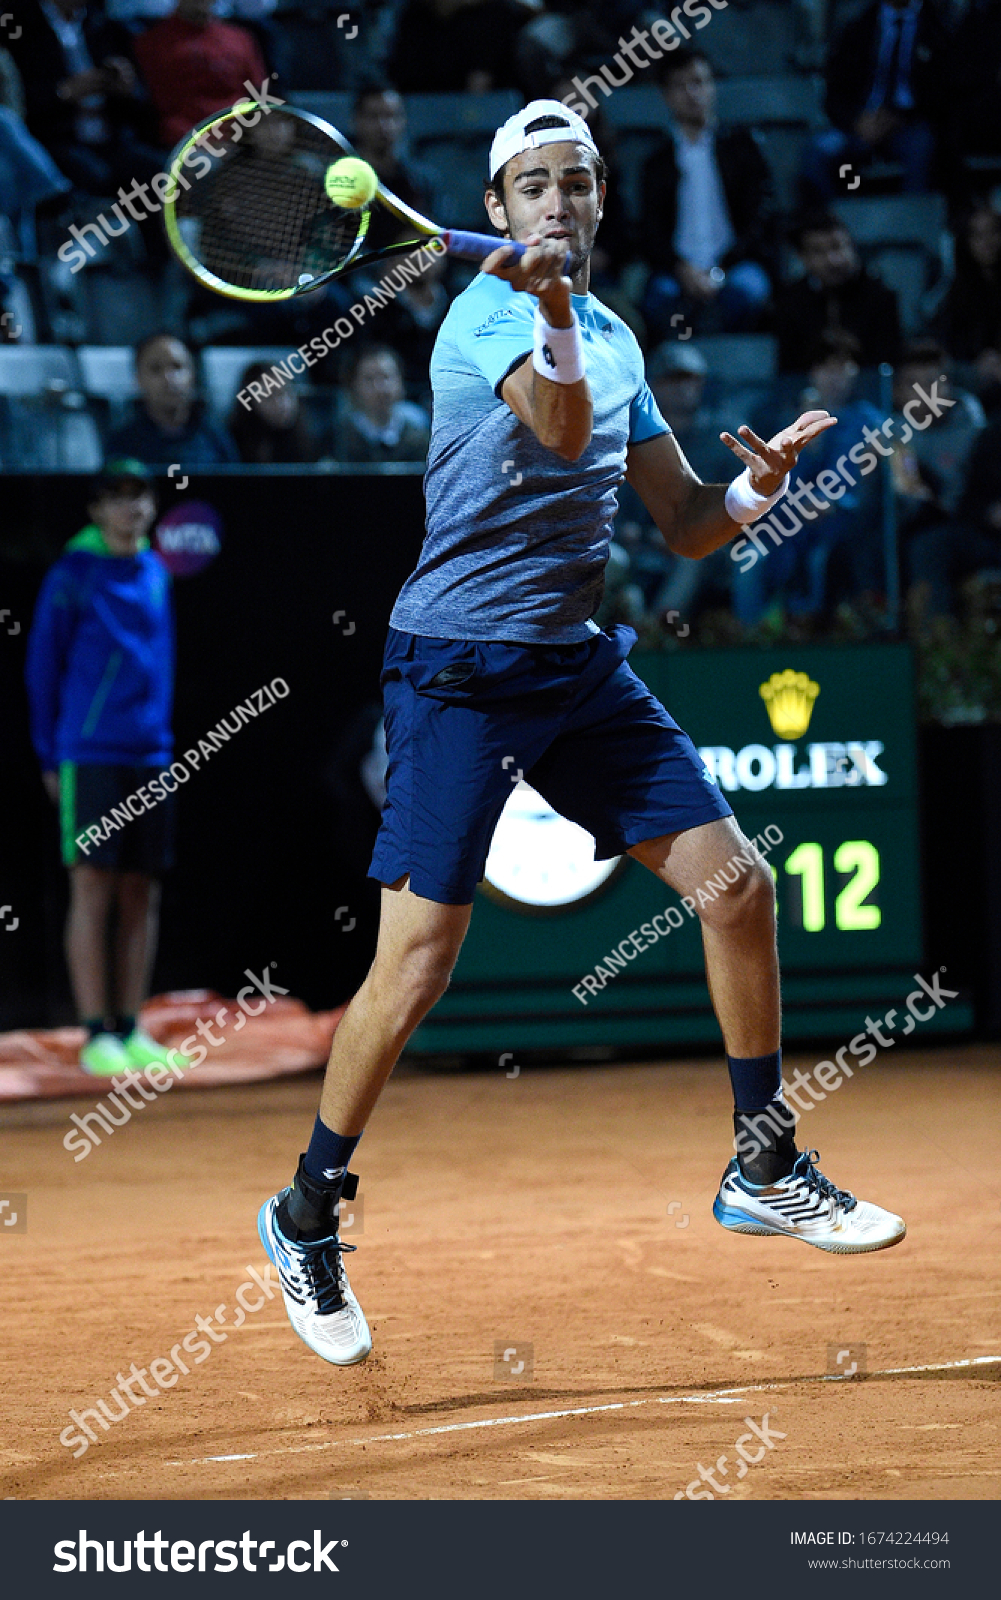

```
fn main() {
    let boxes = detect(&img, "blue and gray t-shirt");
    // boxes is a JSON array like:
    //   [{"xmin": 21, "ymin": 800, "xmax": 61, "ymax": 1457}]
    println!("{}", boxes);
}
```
[{"xmin": 390, "ymin": 271, "xmax": 671, "ymax": 644}]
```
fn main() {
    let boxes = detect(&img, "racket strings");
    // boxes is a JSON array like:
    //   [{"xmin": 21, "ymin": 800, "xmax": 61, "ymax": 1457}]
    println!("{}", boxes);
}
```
[{"xmin": 174, "ymin": 112, "xmax": 365, "ymax": 293}]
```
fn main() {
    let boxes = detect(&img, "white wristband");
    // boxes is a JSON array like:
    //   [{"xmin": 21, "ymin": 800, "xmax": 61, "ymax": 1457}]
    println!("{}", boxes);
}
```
[
  {"xmin": 532, "ymin": 304, "xmax": 585, "ymax": 384},
  {"xmin": 724, "ymin": 467, "xmax": 790, "ymax": 524}
]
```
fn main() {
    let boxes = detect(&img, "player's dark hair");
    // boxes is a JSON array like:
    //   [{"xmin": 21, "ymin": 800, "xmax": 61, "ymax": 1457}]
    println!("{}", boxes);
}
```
[
  {"xmin": 806, "ymin": 329, "xmax": 862, "ymax": 368},
  {"xmin": 658, "ymin": 47, "xmax": 712, "ymax": 86},
  {"xmin": 345, "ymin": 341, "xmax": 404, "ymax": 388},
  {"xmin": 352, "ymin": 82, "xmax": 399, "ymax": 115},
  {"xmin": 898, "ymin": 336, "xmax": 947, "ymax": 368},
  {"xmin": 134, "ymin": 331, "xmax": 194, "ymax": 368},
  {"xmin": 790, "ymin": 209, "xmax": 851, "ymax": 250},
  {"xmin": 485, "ymin": 115, "xmax": 606, "ymax": 207},
  {"xmin": 229, "ymin": 361, "xmax": 316, "ymax": 464}
]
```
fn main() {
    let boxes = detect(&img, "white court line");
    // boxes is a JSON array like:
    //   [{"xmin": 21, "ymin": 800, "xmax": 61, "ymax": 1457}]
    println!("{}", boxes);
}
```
[{"xmin": 164, "ymin": 1355, "xmax": 1000, "ymax": 1468}]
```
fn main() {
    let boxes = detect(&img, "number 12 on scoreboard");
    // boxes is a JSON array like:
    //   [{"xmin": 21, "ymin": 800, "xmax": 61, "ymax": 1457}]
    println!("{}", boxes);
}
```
[{"xmin": 771, "ymin": 840, "xmax": 881, "ymax": 932}]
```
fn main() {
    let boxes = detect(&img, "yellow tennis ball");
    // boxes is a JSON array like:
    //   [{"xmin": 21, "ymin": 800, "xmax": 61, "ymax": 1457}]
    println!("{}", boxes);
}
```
[{"xmin": 324, "ymin": 157, "xmax": 378, "ymax": 209}]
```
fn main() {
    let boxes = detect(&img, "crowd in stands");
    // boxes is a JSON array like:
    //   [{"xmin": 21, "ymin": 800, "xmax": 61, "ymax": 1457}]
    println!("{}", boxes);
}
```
[{"xmin": 1, "ymin": 0, "xmax": 1000, "ymax": 636}]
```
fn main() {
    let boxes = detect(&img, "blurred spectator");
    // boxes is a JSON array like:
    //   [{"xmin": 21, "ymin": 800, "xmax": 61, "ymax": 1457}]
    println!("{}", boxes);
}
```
[
  {"xmin": 358, "ymin": 242, "xmax": 450, "ymax": 394},
  {"xmin": 646, "ymin": 340, "xmax": 734, "ymax": 483},
  {"xmin": 892, "ymin": 339, "xmax": 985, "ymax": 513},
  {"xmin": 338, "ymin": 344, "xmax": 430, "ymax": 463},
  {"xmin": 907, "ymin": 414, "xmax": 1001, "ymax": 616},
  {"xmin": 638, "ymin": 50, "xmax": 776, "ymax": 340},
  {"xmin": 733, "ymin": 331, "xmax": 885, "ymax": 624},
  {"xmin": 643, "ymin": 342, "xmax": 736, "ymax": 622},
  {"xmin": 934, "ymin": 203, "xmax": 1001, "ymax": 408},
  {"xmin": 8, "ymin": 0, "xmax": 159, "ymax": 194},
  {"xmin": 106, "ymin": 333, "xmax": 238, "ymax": 465},
  {"xmin": 389, "ymin": 0, "xmax": 528, "ymax": 93},
  {"xmin": 228, "ymin": 360, "xmax": 318, "ymax": 464},
  {"xmin": 134, "ymin": 0, "xmax": 267, "ymax": 151},
  {"xmin": 775, "ymin": 210, "xmax": 902, "ymax": 373},
  {"xmin": 802, "ymin": 0, "xmax": 951, "ymax": 200},
  {"xmin": 949, "ymin": 0, "xmax": 1001, "ymax": 159},
  {"xmin": 0, "ymin": 103, "xmax": 71, "ymax": 260},
  {"xmin": 351, "ymin": 86, "xmax": 437, "ymax": 257}
]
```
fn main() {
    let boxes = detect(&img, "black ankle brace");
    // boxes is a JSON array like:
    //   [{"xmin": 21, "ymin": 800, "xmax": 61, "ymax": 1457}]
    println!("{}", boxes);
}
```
[
  {"xmin": 281, "ymin": 1155, "xmax": 358, "ymax": 1240},
  {"xmin": 734, "ymin": 1107, "xmax": 798, "ymax": 1185}
]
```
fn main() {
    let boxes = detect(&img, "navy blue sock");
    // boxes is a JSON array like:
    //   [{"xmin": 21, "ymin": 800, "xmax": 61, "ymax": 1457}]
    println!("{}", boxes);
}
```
[
  {"xmin": 302, "ymin": 1117, "xmax": 360, "ymax": 1187},
  {"xmin": 726, "ymin": 1049, "xmax": 783, "ymax": 1112}
]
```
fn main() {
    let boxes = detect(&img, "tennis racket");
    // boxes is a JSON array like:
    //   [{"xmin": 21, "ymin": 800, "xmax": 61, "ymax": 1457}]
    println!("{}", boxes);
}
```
[{"xmin": 163, "ymin": 101, "xmax": 571, "ymax": 301}]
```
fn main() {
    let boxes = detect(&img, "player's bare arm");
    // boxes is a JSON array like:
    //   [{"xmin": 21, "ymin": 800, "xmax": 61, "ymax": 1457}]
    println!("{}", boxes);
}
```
[
  {"xmin": 484, "ymin": 237, "xmax": 592, "ymax": 460},
  {"xmin": 625, "ymin": 409, "xmax": 839, "ymax": 560},
  {"xmin": 481, "ymin": 143, "xmax": 605, "ymax": 461}
]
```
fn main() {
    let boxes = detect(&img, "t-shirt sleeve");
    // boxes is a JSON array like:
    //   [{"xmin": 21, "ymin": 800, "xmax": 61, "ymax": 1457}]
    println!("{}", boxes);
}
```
[
  {"xmin": 628, "ymin": 380, "xmax": 672, "ymax": 445},
  {"xmin": 452, "ymin": 293, "xmax": 535, "ymax": 396}
]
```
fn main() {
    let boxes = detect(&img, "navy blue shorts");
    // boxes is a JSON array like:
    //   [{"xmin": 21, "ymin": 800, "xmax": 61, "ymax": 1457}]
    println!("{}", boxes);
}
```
[{"xmin": 369, "ymin": 624, "xmax": 732, "ymax": 905}]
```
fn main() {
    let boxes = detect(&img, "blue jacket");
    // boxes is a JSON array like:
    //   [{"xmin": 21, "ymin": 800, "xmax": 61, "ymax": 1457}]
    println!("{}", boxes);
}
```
[{"xmin": 25, "ymin": 525, "xmax": 174, "ymax": 768}]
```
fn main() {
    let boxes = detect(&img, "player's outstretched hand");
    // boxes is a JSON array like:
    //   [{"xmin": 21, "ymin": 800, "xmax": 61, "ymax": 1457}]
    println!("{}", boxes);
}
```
[
  {"xmin": 481, "ymin": 234, "xmax": 573, "ymax": 327},
  {"xmin": 720, "ymin": 410, "xmax": 838, "ymax": 496}
]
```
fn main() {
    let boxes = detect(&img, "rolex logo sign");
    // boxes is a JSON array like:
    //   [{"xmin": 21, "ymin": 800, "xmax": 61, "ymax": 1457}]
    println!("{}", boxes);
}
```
[
  {"xmin": 759, "ymin": 670, "xmax": 820, "ymax": 740},
  {"xmin": 699, "ymin": 665, "xmax": 886, "ymax": 792}
]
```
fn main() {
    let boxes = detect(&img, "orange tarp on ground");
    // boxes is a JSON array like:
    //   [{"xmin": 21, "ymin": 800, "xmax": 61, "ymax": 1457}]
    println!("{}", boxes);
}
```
[{"xmin": 0, "ymin": 991, "xmax": 343, "ymax": 1102}]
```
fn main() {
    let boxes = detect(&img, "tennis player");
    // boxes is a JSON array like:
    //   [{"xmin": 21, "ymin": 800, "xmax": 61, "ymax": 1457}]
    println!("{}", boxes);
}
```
[{"xmin": 259, "ymin": 101, "xmax": 906, "ymax": 1367}]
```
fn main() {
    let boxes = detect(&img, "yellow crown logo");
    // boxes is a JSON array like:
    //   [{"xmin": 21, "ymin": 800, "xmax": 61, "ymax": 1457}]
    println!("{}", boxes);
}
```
[{"xmin": 759, "ymin": 669, "xmax": 820, "ymax": 739}]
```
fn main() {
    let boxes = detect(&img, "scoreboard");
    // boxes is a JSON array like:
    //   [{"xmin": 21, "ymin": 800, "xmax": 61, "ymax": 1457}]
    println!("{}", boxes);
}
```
[{"xmin": 408, "ymin": 643, "xmax": 972, "ymax": 1055}]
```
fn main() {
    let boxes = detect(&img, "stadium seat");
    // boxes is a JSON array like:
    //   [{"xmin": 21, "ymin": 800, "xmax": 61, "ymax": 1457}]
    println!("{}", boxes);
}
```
[
  {"xmin": 0, "ymin": 345, "xmax": 79, "ymax": 395},
  {"xmin": 715, "ymin": 75, "xmax": 827, "ymax": 131},
  {"xmin": 831, "ymin": 196, "xmax": 950, "ymax": 335},
  {"xmin": 403, "ymin": 90, "xmax": 520, "ymax": 142},
  {"xmin": 77, "ymin": 344, "xmax": 141, "ymax": 433},
  {"xmin": 704, "ymin": 1, "xmax": 798, "ymax": 79},
  {"xmin": 694, "ymin": 335, "xmax": 778, "ymax": 382},
  {"xmin": 406, "ymin": 92, "xmax": 521, "ymax": 230},
  {"xmin": 201, "ymin": 346, "xmax": 304, "ymax": 423},
  {"xmin": 77, "ymin": 345, "xmax": 139, "ymax": 404},
  {"xmin": 602, "ymin": 78, "xmax": 825, "ymax": 220},
  {"xmin": 288, "ymin": 91, "xmax": 353, "ymax": 131},
  {"xmin": 1, "ymin": 276, "xmax": 38, "ymax": 345},
  {"xmin": 830, "ymin": 194, "xmax": 948, "ymax": 250},
  {"xmin": 3, "ymin": 393, "xmax": 102, "ymax": 469}
]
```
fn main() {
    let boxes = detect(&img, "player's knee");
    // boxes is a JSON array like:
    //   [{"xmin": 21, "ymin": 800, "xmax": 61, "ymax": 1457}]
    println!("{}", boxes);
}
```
[
  {"xmin": 699, "ymin": 858, "xmax": 774, "ymax": 930},
  {"xmin": 376, "ymin": 941, "xmax": 457, "ymax": 1017}
]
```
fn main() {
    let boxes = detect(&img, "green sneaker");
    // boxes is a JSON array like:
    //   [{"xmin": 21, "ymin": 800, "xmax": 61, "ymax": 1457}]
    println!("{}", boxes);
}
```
[
  {"xmin": 80, "ymin": 1032, "xmax": 132, "ymax": 1077},
  {"xmin": 122, "ymin": 1027, "xmax": 182, "ymax": 1070}
]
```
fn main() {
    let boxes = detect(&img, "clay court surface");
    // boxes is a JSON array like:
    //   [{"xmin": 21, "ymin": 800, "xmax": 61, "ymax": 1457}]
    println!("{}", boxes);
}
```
[{"xmin": 2, "ymin": 1046, "xmax": 999, "ymax": 1502}]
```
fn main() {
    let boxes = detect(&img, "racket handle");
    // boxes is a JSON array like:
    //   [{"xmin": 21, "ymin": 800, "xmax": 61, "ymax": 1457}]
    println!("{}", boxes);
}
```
[{"xmin": 441, "ymin": 229, "xmax": 572, "ymax": 277}]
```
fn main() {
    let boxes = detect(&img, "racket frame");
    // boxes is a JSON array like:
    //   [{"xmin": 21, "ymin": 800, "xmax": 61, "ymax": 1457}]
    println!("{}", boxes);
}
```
[{"xmin": 163, "ymin": 102, "xmax": 446, "ymax": 303}]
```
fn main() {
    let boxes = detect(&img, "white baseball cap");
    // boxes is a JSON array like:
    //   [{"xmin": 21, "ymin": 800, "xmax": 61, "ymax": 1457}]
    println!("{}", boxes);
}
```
[{"xmin": 489, "ymin": 98, "xmax": 599, "ymax": 181}]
